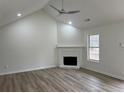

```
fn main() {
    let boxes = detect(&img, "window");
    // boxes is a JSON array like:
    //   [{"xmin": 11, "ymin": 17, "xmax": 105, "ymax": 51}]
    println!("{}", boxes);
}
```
[{"xmin": 88, "ymin": 34, "xmax": 99, "ymax": 62}]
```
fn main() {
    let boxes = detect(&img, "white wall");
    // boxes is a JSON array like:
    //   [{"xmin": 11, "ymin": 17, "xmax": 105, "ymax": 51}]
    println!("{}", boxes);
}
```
[
  {"xmin": 0, "ymin": 10, "xmax": 57, "ymax": 75},
  {"xmin": 57, "ymin": 23, "xmax": 85, "ymax": 46},
  {"xmin": 82, "ymin": 22, "xmax": 124, "ymax": 80},
  {"xmin": 1, "ymin": 7, "xmax": 123, "ymax": 81}
]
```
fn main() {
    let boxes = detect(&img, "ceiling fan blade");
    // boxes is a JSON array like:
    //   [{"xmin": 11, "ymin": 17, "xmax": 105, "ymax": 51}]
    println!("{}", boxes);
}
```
[
  {"xmin": 49, "ymin": 0, "xmax": 80, "ymax": 15},
  {"xmin": 66, "ymin": 10, "xmax": 80, "ymax": 14},
  {"xmin": 49, "ymin": 5, "xmax": 61, "ymax": 13}
]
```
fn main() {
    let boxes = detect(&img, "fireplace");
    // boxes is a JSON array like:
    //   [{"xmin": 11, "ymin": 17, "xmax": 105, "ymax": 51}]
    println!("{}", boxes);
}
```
[
  {"xmin": 57, "ymin": 46, "xmax": 83, "ymax": 69},
  {"xmin": 64, "ymin": 57, "xmax": 77, "ymax": 66}
]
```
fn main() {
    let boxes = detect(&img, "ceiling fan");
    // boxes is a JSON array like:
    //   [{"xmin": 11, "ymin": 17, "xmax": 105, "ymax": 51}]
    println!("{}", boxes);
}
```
[{"xmin": 49, "ymin": 0, "xmax": 80, "ymax": 15}]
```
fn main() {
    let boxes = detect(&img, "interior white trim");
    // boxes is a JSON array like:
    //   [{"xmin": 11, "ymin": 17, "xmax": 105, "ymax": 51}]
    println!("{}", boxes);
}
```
[
  {"xmin": 0, "ymin": 65, "xmax": 56, "ymax": 76},
  {"xmin": 56, "ymin": 45, "xmax": 85, "ymax": 48},
  {"xmin": 81, "ymin": 66, "xmax": 124, "ymax": 80}
]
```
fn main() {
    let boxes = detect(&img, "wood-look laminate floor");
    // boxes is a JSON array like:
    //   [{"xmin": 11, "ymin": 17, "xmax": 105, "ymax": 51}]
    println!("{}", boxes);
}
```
[{"xmin": 0, "ymin": 68, "xmax": 124, "ymax": 92}]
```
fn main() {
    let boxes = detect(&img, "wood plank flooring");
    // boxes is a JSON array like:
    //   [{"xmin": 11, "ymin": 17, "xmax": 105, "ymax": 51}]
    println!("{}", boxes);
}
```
[{"xmin": 0, "ymin": 68, "xmax": 124, "ymax": 92}]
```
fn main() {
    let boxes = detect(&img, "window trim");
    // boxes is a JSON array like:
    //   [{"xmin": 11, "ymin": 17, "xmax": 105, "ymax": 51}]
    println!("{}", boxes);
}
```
[{"xmin": 87, "ymin": 34, "xmax": 100, "ymax": 62}]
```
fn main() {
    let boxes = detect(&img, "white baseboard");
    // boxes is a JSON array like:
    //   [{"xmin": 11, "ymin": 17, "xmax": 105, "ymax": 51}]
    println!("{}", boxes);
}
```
[
  {"xmin": 81, "ymin": 66, "xmax": 124, "ymax": 80},
  {"xmin": 0, "ymin": 65, "xmax": 57, "ymax": 76},
  {"xmin": 1, "ymin": 65, "xmax": 124, "ymax": 81}
]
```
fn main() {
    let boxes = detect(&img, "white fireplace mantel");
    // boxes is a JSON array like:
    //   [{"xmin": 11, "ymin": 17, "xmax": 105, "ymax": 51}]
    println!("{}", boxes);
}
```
[{"xmin": 56, "ymin": 45, "xmax": 85, "ymax": 48}]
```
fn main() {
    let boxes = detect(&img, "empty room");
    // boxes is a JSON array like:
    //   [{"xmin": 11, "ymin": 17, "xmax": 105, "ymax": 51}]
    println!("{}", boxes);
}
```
[{"xmin": 0, "ymin": 0, "xmax": 124, "ymax": 92}]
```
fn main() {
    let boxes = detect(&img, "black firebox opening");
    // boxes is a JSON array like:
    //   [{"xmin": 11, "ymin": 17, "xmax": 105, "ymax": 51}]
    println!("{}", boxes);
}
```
[{"xmin": 64, "ymin": 57, "xmax": 77, "ymax": 66}]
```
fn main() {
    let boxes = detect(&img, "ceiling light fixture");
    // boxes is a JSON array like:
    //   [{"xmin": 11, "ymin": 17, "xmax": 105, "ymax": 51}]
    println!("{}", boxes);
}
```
[
  {"xmin": 69, "ymin": 21, "xmax": 72, "ymax": 25},
  {"xmin": 17, "ymin": 13, "xmax": 22, "ymax": 17}
]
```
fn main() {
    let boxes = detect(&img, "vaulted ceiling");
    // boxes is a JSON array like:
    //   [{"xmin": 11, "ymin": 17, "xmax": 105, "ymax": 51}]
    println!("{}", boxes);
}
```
[
  {"xmin": 44, "ymin": 0, "xmax": 124, "ymax": 29},
  {"xmin": 1, "ymin": 0, "xmax": 124, "ymax": 29},
  {"xmin": 0, "ymin": 0, "xmax": 50, "ymax": 26}
]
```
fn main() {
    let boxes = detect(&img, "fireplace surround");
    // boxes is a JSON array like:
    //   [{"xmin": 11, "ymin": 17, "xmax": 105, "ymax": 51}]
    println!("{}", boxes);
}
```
[{"xmin": 57, "ymin": 45, "xmax": 83, "ymax": 69}]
